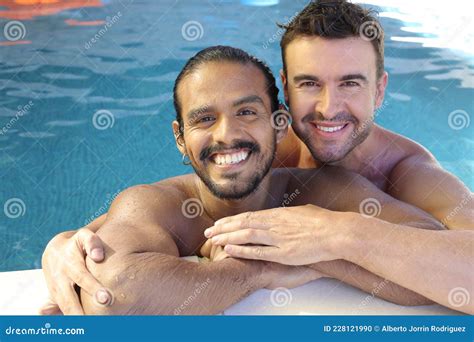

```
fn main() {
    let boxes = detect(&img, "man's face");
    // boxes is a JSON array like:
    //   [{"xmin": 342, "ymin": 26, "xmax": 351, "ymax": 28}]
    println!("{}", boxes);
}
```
[
  {"xmin": 283, "ymin": 36, "xmax": 387, "ymax": 163},
  {"xmin": 174, "ymin": 62, "xmax": 281, "ymax": 200}
]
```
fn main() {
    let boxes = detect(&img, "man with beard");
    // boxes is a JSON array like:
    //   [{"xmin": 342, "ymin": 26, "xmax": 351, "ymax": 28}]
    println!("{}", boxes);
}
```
[{"xmin": 43, "ymin": 46, "xmax": 446, "ymax": 315}]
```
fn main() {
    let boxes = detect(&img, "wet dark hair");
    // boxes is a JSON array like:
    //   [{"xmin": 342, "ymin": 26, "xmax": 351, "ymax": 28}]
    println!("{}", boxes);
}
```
[
  {"xmin": 279, "ymin": 0, "xmax": 384, "ymax": 79},
  {"xmin": 173, "ymin": 45, "xmax": 280, "ymax": 134}
]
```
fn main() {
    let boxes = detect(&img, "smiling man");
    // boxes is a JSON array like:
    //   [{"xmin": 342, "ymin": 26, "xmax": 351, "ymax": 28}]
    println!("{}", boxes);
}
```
[
  {"xmin": 42, "ymin": 46, "xmax": 450, "ymax": 315},
  {"xmin": 206, "ymin": 0, "xmax": 473, "ymax": 314}
]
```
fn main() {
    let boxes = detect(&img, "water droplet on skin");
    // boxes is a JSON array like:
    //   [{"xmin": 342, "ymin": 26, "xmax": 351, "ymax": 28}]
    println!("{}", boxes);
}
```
[{"xmin": 128, "ymin": 273, "xmax": 135, "ymax": 280}]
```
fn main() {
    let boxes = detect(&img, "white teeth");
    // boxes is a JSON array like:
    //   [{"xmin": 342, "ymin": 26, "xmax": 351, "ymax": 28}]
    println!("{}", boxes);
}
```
[
  {"xmin": 212, "ymin": 150, "xmax": 249, "ymax": 165},
  {"xmin": 316, "ymin": 124, "xmax": 345, "ymax": 133}
]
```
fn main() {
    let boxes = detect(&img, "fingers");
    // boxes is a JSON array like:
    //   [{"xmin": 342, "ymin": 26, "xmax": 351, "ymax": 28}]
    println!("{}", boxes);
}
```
[
  {"xmin": 67, "ymin": 261, "xmax": 106, "ymax": 299},
  {"xmin": 211, "ymin": 229, "xmax": 274, "ymax": 247},
  {"xmin": 39, "ymin": 300, "xmax": 62, "ymax": 315},
  {"xmin": 76, "ymin": 229, "xmax": 105, "ymax": 262},
  {"xmin": 205, "ymin": 215, "xmax": 272, "ymax": 238},
  {"xmin": 55, "ymin": 280, "xmax": 84, "ymax": 315},
  {"xmin": 224, "ymin": 244, "xmax": 278, "ymax": 262}
]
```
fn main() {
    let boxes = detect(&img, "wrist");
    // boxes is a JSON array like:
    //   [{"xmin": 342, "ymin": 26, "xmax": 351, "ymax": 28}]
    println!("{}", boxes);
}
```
[{"xmin": 332, "ymin": 212, "xmax": 366, "ymax": 263}]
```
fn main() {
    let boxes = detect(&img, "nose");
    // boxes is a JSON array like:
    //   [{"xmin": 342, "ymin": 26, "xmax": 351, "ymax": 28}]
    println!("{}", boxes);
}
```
[
  {"xmin": 315, "ymin": 85, "xmax": 341, "ymax": 120},
  {"xmin": 212, "ymin": 115, "xmax": 241, "ymax": 145}
]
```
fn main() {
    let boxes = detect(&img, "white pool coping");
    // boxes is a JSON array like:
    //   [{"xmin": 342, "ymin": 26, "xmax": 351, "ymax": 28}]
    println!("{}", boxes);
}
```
[{"xmin": 0, "ymin": 257, "xmax": 462, "ymax": 315}]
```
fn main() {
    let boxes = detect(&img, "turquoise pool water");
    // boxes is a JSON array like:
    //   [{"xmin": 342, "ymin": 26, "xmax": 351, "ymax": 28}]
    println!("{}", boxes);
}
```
[{"xmin": 0, "ymin": 0, "xmax": 472, "ymax": 271}]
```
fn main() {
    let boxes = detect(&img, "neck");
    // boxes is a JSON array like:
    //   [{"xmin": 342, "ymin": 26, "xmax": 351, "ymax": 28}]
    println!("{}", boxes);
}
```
[{"xmin": 194, "ymin": 172, "xmax": 276, "ymax": 222}]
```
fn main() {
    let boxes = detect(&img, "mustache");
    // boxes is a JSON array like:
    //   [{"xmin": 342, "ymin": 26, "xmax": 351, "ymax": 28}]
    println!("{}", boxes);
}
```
[
  {"xmin": 200, "ymin": 140, "xmax": 260, "ymax": 161},
  {"xmin": 303, "ymin": 111, "xmax": 358, "ymax": 124}
]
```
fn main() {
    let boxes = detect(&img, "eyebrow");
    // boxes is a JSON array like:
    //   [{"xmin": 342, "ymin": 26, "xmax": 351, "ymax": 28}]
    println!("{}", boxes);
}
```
[
  {"xmin": 339, "ymin": 73, "xmax": 368, "ymax": 83},
  {"xmin": 293, "ymin": 73, "xmax": 369, "ymax": 84},
  {"xmin": 232, "ymin": 95, "xmax": 265, "ymax": 107},
  {"xmin": 186, "ymin": 105, "xmax": 215, "ymax": 121}
]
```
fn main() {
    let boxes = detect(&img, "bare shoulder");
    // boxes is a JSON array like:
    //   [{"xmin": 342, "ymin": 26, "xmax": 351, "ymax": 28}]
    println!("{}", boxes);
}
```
[{"xmin": 374, "ymin": 125, "xmax": 438, "ymax": 165}]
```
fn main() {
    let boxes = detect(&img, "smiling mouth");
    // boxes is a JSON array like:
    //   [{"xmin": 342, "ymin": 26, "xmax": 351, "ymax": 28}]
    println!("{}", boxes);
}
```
[
  {"xmin": 310, "ymin": 122, "xmax": 350, "ymax": 134},
  {"xmin": 209, "ymin": 149, "xmax": 251, "ymax": 166}
]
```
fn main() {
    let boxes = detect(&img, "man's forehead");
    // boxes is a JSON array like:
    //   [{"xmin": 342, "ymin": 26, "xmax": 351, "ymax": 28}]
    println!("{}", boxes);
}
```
[{"xmin": 286, "ymin": 36, "xmax": 376, "ymax": 75}]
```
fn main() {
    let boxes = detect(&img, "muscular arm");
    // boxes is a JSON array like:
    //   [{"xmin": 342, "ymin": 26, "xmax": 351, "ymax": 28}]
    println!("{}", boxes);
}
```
[
  {"xmin": 312, "ymin": 168, "xmax": 473, "ymax": 313},
  {"xmin": 81, "ymin": 185, "xmax": 268, "ymax": 315},
  {"xmin": 306, "ymin": 168, "xmax": 447, "ymax": 306},
  {"xmin": 387, "ymin": 150, "xmax": 473, "ymax": 230}
]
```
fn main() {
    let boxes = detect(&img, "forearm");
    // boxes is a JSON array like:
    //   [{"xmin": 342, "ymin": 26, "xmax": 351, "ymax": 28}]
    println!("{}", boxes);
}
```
[
  {"xmin": 338, "ymin": 214, "xmax": 474, "ymax": 314},
  {"xmin": 81, "ymin": 252, "xmax": 267, "ymax": 315},
  {"xmin": 309, "ymin": 260, "xmax": 432, "ymax": 306}
]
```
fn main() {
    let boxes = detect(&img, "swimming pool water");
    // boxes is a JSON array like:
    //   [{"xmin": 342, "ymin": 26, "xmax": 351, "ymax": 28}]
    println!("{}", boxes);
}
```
[{"xmin": 0, "ymin": 0, "xmax": 473, "ymax": 271}]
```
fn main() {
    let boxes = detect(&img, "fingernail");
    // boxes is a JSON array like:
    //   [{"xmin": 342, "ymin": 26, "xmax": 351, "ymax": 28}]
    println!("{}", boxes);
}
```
[
  {"xmin": 95, "ymin": 289, "xmax": 112, "ymax": 306},
  {"xmin": 212, "ymin": 236, "xmax": 220, "ymax": 244},
  {"xmin": 204, "ymin": 229, "xmax": 212, "ymax": 238},
  {"xmin": 224, "ymin": 245, "xmax": 232, "ymax": 253},
  {"xmin": 91, "ymin": 248, "xmax": 104, "ymax": 260}
]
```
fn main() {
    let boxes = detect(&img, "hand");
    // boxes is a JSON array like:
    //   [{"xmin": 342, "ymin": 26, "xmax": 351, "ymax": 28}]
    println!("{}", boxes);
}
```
[
  {"xmin": 40, "ymin": 228, "xmax": 111, "ymax": 315},
  {"xmin": 199, "ymin": 239, "xmax": 231, "ymax": 262},
  {"xmin": 205, "ymin": 205, "xmax": 346, "ymax": 265}
]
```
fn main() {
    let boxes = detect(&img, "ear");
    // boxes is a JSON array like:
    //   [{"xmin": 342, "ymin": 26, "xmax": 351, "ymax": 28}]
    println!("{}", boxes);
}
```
[
  {"xmin": 275, "ymin": 103, "xmax": 290, "ymax": 144},
  {"xmin": 280, "ymin": 69, "xmax": 289, "ymax": 106},
  {"xmin": 172, "ymin": 120, "xmax": 187, "ymax": 155},
  {"xmin": 375, "ymin": 71, "xmax": 388, "ymax": 109}
]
